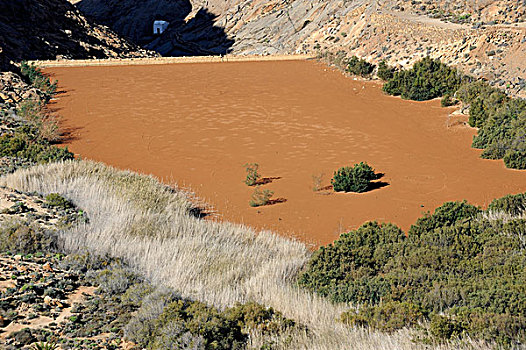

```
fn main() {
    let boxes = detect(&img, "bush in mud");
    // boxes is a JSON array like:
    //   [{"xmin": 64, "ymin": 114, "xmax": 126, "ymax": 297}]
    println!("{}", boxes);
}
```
[{"xmin": 331, "ymin": 162, "xmax": 378, "ymax": 193}]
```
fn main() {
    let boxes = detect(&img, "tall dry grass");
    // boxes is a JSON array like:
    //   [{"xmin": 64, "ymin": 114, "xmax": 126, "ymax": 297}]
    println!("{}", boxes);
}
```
[{"xmin": 0, "ymin": 160, "xmax": 494, "ymax": 349}]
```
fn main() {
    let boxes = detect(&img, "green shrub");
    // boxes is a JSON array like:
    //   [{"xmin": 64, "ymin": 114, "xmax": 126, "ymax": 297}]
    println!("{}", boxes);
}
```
[
  {"xmin": 488, "ymin": 192, "xmax": 526, "ymax": 216},
  {"xmin": 126, "ymin": 290, "xmax": 298, "ymax": 350},
  {"xmin": 347, "ymin": 56, "xmax": 375, "ymax": 77},
  {"xmin": 243, "ymin": 163, "xmax": 260, "ymax": 186},
  {"xmin": 383, "ymin": 57, "xmax": 464, "ymax": 101},
  {"xmin": 440, "ymin": 94, "xmax": 456, "ymax": 107},
  {"xmin": 225, "ymin": 302, "xmax": 296, "ymax": 335},
  {"xmin": 503, "ymin": 150, "xmax": 526, "ymax": 169},
  {"xmin": 408, "ymin": 200, "xmax": 480, "ymax": 236},
  {"xmin": 298, "ymin": 195, "xmax": 526, "ymax": 344},
  {"xmin": 0, "ymin": 131, "xmax": 74, "ymax": 164},
  {"xmin": 249, "ymin": 187, "xmax": 274, "ymax": 207},
  {"xmin": 44, "ymin": 193, "xmax": 74, "ymax": 209},
  {"xmin": 0, "ymin": 220, "xmax": 57, "ymax": 254},
  {"xmin": 331, "ymin": 162, "xmax": 378, "ymax": 193},
  {"xmin": 377, "ymin": 60, "xmax": 395, "ymax": 81},
  {"xmin": 429, "ymin": 315, "xmax": 465, "ymax": 340},
  {"xmin": 20, "ymin": 61, "xmax": 57, "ymax": 95},
  {"xmin": 31, "ymin": 341, "xmax": 59, "ymax": 350},
  {"xmin": 341, "ymin": 301, "xmax": 424, "ymax": 332},
  {"xmin": 298, "ymin": 222, "xmax": 405, "ymax": 304}
]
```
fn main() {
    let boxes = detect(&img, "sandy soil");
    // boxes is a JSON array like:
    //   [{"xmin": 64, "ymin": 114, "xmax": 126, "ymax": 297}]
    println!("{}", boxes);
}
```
[{"xmin": 45, "ymin": 60, "xmax": 526, "ymax": 247}]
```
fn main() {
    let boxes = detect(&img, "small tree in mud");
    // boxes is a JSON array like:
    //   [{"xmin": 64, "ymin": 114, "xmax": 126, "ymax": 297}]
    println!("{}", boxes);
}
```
[
  {"xmin": 331, "ymin": 162, "xmax": 377, "ymax": 193},
  {"xmin": 244, "ymin": 163, "xmax": 261, "ymax": 186}
]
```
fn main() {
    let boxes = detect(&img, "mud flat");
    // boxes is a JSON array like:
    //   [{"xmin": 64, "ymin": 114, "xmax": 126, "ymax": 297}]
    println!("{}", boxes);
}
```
[{"xmin": 46, "ymin": 60, "xmax": 526, "ymax": 246}]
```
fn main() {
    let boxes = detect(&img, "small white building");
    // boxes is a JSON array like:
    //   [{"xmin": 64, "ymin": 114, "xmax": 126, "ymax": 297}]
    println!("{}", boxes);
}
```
[{"xmin": 153, "ymin": 20, "xmax": 170, "ymax": 35}]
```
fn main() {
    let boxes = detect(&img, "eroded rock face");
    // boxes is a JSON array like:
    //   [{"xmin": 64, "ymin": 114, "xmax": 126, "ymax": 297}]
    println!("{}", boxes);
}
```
[
  {"xmin": 0, "ymin": 0, "xmax": 153, "ymax": 71},
  {"xmin": 72, "ymin": 0, "xmax": 526, "ymax": 97}
]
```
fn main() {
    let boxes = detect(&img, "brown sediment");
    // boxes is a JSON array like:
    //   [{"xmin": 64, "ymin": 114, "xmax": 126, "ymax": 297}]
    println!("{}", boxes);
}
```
[{"xmin": 45, "ymin": 60, "xmax": 526, "ymax": 247}]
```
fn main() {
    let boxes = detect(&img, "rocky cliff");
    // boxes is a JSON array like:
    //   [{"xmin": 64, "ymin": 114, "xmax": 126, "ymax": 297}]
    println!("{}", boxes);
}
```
[
  {"xmin": 73, "ymin": 0, "xmax": 526, "ymax": 97},
  {"xmin": 0, "ymin": 0, "xmax": 153, "ymax": 71}
]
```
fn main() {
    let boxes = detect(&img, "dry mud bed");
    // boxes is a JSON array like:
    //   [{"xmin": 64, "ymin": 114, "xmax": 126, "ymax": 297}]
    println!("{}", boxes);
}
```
[{"xmin": 45, "ymin": 60, "xmax": 526, "ymax": 246}]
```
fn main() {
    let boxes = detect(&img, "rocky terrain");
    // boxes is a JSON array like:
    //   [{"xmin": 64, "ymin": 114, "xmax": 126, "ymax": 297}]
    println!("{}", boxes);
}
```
[
  {"xmin": 0, "ymin": 0, "xmax": 154, "ymax": 71},
  {"xmin": 73, "ymin": 0, "xmax": 526, "ymax": 97}
]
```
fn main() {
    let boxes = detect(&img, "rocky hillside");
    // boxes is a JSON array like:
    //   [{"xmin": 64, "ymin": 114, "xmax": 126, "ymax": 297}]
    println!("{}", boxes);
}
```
[
  {"xmin": 73, "ymin": 0, "xmax": 526, "ymax": 97},
  {"xmin": 0, "ymin": 0, "xmax": 153, "ymax": 71}
]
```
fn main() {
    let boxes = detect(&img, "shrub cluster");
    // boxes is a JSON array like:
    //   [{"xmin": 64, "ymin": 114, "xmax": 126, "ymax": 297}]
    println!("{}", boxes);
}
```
[
  {"xmin": 331, "ymin": 162, "xmax": 378, "ymax": 193},
  {"xmin": 298, "ymin": 195, "xmax": 526, "ymax": 345},
  {"xmin": 55, "ymin": 253, "xmax": 299, "ymax": 350},
  {"xmin": 44, "ymin": 193, "xmax": 74, "ymax": 210},
  {"xmin": 381, "ymin": 58, "xmax": 525, "ymax": 169},
  {"xmin": 376, "ymin": 60, "xmax": 395, "ymax": 81},
  {"xmin": 20, "ymin": 61, "xmax": 57, "ymax": 95},
  {"xmin": 0, "ymin": 220, "xmax": 57, "ymax": 255},
  {"xmin": 383, "ymin": 57, "xmax": 464, "ymax": 101},
  {"xmin": 347, "ymin": 56, "xmax": 375, "ymax": 77},
  {"xmin": 458, "ymin": 81, "xmax": 526, "ymax": 168},
  {"xmin": 0, "ymin": 128, "xmax": 74, "ymax": 164}
]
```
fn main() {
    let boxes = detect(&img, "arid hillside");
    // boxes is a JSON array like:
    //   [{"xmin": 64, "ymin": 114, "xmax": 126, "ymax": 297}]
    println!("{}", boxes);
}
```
[
  {"xmin": 0, "ymin": 0, "xmax": 153, "ymax": 71},
  {"xmin": 72, "ymin": 0, "xmax": 526, "ymax": 97}
]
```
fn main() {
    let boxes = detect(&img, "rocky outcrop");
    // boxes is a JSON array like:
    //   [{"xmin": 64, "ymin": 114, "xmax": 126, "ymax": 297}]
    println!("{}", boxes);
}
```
[{"xmin": 0, "ymin": 0, "xmax": 154, "ymax": 71}]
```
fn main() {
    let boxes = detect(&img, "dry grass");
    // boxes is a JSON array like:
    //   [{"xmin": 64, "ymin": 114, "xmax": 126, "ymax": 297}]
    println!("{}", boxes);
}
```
[{"xmin": 0, "ymin": 160, "xmax": 494, "ymax": 349}]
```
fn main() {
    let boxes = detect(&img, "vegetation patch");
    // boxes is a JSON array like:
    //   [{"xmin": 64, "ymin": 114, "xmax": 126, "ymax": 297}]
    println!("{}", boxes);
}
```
[
  {"xmin": 243, "ymin": 162, "xmax": 261, "ymax": 186},
  {"xmin": 0, "ymin": 128, "xmax": 74, "ymax": 166},
  {"xmin": 298, "ymin": 194, "xmax": 526, "ymax": 346},
  {"xmin": 383, "ymin": 57, "xmax": 464, "ymax": 101},
  {"xmin": 20, "ymin": 62, "xmax": 57, "ymax": 96},
  {"xmin": 331, "ymin": 162, "xmax": 381, "ymax": 193},
  {"xmin": 381, "ymin": 58, "xmax": 525, "ymax": 169},
  {"xmin": 249, "ymin": 186, "xmax": 274, "ymax": 207},
  {"xmin": 347, "ymin": 56, "xmax": 376, "ymax": 77}
]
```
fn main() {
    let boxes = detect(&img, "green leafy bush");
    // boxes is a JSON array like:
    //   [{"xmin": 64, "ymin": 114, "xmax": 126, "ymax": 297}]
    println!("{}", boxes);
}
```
[
  {"xmin": 503, "ymin": 150, "xmax": 526, "ymax": 169},
  {"xmin": 243, "ymin": 163, "xmax": 260, "ymax": 186},
  {"xmin": 331, "ymin": 162, "xmax": 378, "ymax": 193},
  {"xmin": 126, "ymin": 292, "xmax": 296, "ymax": 350},
  {"xmin": 0, "ymin": 131, "xmax": 74, "ymax": 164},
  {"xmin": 383, "ymin": 57, "xmax": 464, "ymax": 101},
  {"xmin": 20, "ymin": 61, "xmax": 57, "ymax": 95},
  {"xmin": 347, "ymin": 56, "xmax": 375, "ymax": 77},
  {"xmin": 0, "ymin": 220, "xmax": 57, "ymax": 254},
  {"xmin": 377, "ymin": 60, "xmax": 395, "ymax": 81},
  {"xmin": 249, "ymin": 187, "xmax": 274, "ymax": 207},
  {"xmin": 429, "ymin": 315, "xmax": 466, "ymax": 340},
  {"xmin": 408, "ymin": 200, "xmax": 480, "ymax": 236},
  {"xmin": 17, "ymin": 100, "xmax": 60, "ymax": 142},
  {"xmin": 298, "ymin": 196, "xmax": 526, "ymax": 345},
  {"xmin": 440, "ymin": 94, "xmax": 456, "ymax": 107},
  {"xmin": 341, "ymin": 301, "xmax": 424, "ymax": 332},
  {"xmin": 44, "ymin": 193, "xmax": 74, "ymax": 210},
  {"xmin": 487, "ymin": 193, "xmax": 526, "ymax": 216}
]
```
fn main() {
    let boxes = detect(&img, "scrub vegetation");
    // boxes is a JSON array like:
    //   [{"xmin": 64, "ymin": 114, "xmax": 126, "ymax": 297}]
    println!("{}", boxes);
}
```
[
  {"xmin": 298, "ymin": 197, "xmax": 526, "ymax": 346},
  {"xmin": 2, "ymin": 159, "xmax": 510, "ymax": 349},
  {"xmin": 331, "ymin": 162, "xmax": 379, "ymax": 193},
  {"xmin": 1, "ymin": 63, "xmax": 524, "ymax": 349},
  {"xmin": 380, "ymin": 57, "xmax": 526, "ymax": 169}
]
